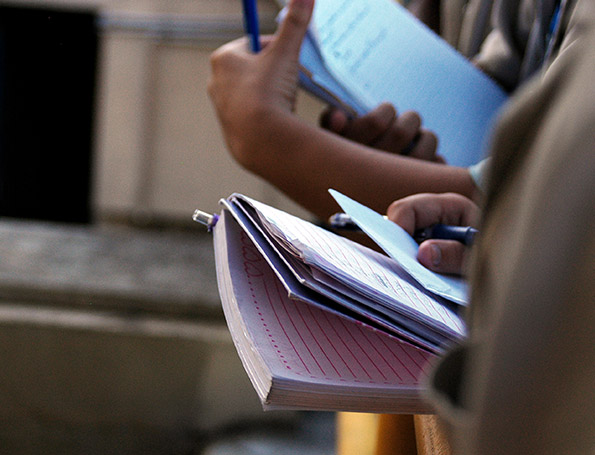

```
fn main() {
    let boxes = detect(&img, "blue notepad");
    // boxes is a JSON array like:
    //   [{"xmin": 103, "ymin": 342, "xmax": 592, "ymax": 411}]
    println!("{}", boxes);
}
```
[{"xmin": 291, "ymin": 0, "xmax": 508, "ymax": 167}]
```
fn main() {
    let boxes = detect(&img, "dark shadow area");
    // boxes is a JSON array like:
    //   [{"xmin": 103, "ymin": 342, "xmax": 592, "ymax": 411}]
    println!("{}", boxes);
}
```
[
  {"xmin": 0, "ymin": 6, "xmax": 97, "ymax": 223},
  {"xmin": 194, "ymin": 412, "xmax": 336, "ymax": 455}
]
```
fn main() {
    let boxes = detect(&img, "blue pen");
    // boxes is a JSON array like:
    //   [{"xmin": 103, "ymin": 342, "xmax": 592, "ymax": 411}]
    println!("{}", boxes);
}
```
[
  {"xmin": 242, "ymin": 0, "xmax": 261, "ymax": 53},
  {"xmin": 328, "ymin": 213, "xmax": 478, "ymax": 246}
]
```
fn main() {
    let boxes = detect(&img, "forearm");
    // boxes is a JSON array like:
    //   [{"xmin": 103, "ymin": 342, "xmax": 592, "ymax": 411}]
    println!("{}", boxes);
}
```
[
  {"xmin": 238, "ymin": 108, "xmax": 476, "ymax": 220},
  {"xmin": 208, "ymin": 0, "xmax": 475, "ymax": 220}
]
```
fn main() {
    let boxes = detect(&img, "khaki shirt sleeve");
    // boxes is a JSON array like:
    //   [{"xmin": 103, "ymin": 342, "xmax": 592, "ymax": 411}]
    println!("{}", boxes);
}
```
[{"xmin": 427, "ymin": 5, "xmax": 595, "ymax": 454}]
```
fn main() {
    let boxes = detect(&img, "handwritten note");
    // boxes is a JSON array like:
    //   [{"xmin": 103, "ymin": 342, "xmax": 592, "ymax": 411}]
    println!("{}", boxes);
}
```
[{"xmin": 306, "ymin": 0, "xmax": 508, "ymax": 166}]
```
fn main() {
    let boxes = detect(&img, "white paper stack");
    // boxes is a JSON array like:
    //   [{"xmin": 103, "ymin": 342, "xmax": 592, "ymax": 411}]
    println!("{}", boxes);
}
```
[{"xmin": 214, "ymin": 207, "xmax": 438, "ymax": 413}]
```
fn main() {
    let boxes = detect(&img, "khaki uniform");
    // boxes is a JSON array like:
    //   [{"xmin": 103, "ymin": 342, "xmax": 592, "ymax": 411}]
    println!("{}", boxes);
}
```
[{"xmin": 428, "ymin": 0, "xmax": 595, "ymax": 453}]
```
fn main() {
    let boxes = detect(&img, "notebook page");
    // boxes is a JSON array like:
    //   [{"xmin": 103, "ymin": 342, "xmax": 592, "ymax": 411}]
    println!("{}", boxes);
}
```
[
  {"xmin": 298, "ymin": 31, "xmax": 366, "ymax": 116},
  {"xmin": 241, "ymin": 196, "xmax": 466, "ymax": 339},
  {"xmin": 276, "ymin": 7, "xmax": 366, "ymax": 115},
  {"xmin": 220, "ymin": 198, "xmax": 428, "ymax": 347}
]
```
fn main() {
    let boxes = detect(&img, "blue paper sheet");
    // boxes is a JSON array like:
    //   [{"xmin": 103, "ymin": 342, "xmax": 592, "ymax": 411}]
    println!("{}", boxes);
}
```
[
  {"xmin": 297, "ymin": 0, "xmax": 509, "ymax": 167},
  {"xmin": 329, "ymin": 189, "xmax": 469, "ymax": 305}
]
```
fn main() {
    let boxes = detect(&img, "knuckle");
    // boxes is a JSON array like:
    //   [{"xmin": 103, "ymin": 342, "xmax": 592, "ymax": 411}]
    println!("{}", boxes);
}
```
[
  {"xmin": 386, "ymin": 200, "xmax": 401, "ymax": 218},
  {"xmin": 386, "ymin": 199, "xmax": 408, "ymax": 219},
  {"xmin": 361, "ymin": 114, "xmax": 387, "ymax": 134},
  {"xmin": 209, "ymin": 49, "xmax": 228, "ymax": 70}
]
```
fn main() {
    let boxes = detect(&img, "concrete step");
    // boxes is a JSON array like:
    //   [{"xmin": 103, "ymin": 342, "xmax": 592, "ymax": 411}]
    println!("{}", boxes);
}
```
[
  {"xmin": 0, "ymin": 219, "xmax": 332, "ymax": 454},
  {"xmin": 0, "ymin": 219, "xmax": 222, "ymax": 319}
]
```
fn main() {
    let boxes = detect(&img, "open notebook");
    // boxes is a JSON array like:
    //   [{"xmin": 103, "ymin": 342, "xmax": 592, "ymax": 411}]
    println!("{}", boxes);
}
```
[{"xmin": 209, "ymin": 193, "xmax": 466, "ymax": 413}]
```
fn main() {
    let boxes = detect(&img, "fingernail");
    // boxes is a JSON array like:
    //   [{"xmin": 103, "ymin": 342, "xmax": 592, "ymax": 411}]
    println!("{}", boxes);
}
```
[
  {"xmin": 430, "ymin": 244, "xmax": 441, "ymax": 267},
  {"xmin": 418, "ymin": 243, "xmax": 441, "ymax": 269}
]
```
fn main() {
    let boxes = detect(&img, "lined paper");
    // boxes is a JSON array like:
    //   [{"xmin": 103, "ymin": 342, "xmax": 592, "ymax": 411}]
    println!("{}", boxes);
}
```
[
  {"xmin": 245, "ymin": 197, "xmax": 465, "ymax": 339},
  {"xmin": 216, "ymin": 211, "xmax": 436, "ymax": 412},
  {"xmin": 329, "ymin": 189, "xmax": 469, "ymax": 305}
]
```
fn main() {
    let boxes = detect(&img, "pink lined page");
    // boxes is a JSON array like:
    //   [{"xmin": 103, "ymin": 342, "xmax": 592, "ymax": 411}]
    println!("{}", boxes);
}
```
[{"xmin": 232, "ymin": 225, "xmax": 435, "ymax": 395}]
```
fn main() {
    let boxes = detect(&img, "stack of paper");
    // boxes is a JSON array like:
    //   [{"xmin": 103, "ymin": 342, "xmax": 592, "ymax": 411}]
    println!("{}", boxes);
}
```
[
  {"xmin": 215, "ymin": 206, "xmax": 437, "ymax": 413},
  {"xmin": 211, "ymin": 192, "xmax": 467, "ymax": 412},
  {"xmin": 329, "ymin": 189, "xmax": 468, "ymax": 305},
  {"xmin": 225, "ymin": 193, "xmax": 465, "ymax": 352}
]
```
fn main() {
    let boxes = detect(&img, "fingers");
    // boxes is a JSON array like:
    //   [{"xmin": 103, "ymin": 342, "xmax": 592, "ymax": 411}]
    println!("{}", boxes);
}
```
[
  {"xmin": 387, "ymin": 193, "xmax": 480, "ymax": 235},
  {"xmin": 417, "ymin": 240, "xmax": 468, "ymax": 275},
  {"xmin": 345, "ymin": 103, "xmax": 398, "ymax": 143},
  {"xmin": 394, "ymin": 110, "xmax": 421, "ymax": 145},
  {"xmin": 368, "ymin": 110, "xmax": 417, "ymax": 152},
  {"xmin": 375, "ymin": 111, "xmax": 438, "ymax": 161},
  {"xmin": 319, "ymin": 107, "xmax": 350, "ymax": 133},
  {"xmin": 209, "ymin": 37, "xmax": 249, "ymax": 72},
  {"xmin": 320, "ymin": 103, "xmax": 396, "ymax": 141},
  {"xmin": 405, "ymin": 128, "xmax": 439, "ymax": 161},
  {"xmin": 320, "ymin": 104, "xmax": 440, "ymax": 160},
  {"xmin": 386, "ymin": 193, "xmax": 480, "ymax": 276},
  {"xmin": 271, "ymin": 0, "xmax": 315, "ymax": 59}
]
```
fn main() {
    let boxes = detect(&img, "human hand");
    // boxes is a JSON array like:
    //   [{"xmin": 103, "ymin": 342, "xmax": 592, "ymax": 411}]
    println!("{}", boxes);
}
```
[
  {"xmin": 319, "ymin": 104, "xmax": 442, "ymax": 162},
  {"xmin": 208, "ymin": 0, "xmax": 314, "ymax": 168},
  {"xmin": 386, "ymin": 193, "xmax": 480, "ymax": 275}
]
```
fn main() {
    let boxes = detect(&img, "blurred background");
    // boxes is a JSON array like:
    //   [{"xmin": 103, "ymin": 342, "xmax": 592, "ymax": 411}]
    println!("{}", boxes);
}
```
[{"xmin": 0, "ymin": 0, "xmax": 336, "ymax": 453}]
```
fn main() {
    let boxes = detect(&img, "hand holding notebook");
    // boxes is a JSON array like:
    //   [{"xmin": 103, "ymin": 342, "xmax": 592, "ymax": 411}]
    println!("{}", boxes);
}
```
[
  {"xmin": 288, "ymin": 0, "xmax": 508, "ymax": 166},
  {"xmin": 202, "ymin": 193, "xmax": 469, "ymax": 413}
]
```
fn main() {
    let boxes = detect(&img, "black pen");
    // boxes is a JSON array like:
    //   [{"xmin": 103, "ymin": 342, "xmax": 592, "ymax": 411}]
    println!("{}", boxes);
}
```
[
  {"xmin": 413, "ymin": 224, "xmax": 478, "ymax": 246},
  {"xmin": 328, "ymin": 213, "xmax": 478, "ymax": 246}
]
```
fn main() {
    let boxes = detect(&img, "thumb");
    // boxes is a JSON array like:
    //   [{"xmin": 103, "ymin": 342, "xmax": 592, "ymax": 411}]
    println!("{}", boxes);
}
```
[
  {"xmin": 272, "ymin": 0, "xmax": 314, "ymax": 58},
  {"xmin": 417, "ymin": 240, "xmax": 468, "ymax": 276}
]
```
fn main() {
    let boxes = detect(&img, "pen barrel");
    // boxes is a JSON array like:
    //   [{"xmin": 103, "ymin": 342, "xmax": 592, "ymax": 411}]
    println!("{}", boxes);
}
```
[
  {"xmin": 428, "ymin": 224, "xmax": 477, "ymax": 246},
  {"xmin": 242, "ymin": 0, "xmax": 261, "ymax": 53}
]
